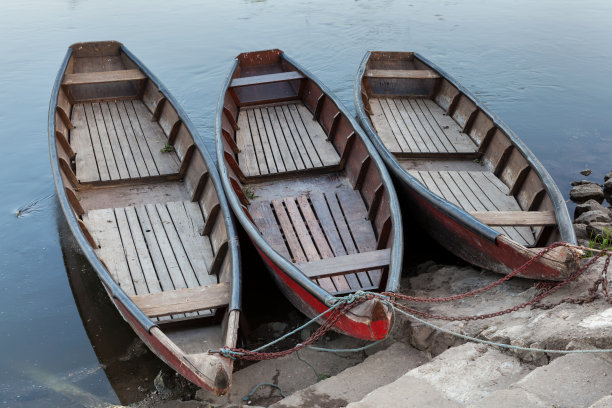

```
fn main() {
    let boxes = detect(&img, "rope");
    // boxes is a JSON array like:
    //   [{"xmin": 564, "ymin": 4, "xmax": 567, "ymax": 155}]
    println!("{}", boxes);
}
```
[
  {"xmin": 242, "ymin": 383, "xmax": 285, "ymax": 401},
  {"xmin": 210, "ymin": 242, "xmax": 612, "ymax": 360}
]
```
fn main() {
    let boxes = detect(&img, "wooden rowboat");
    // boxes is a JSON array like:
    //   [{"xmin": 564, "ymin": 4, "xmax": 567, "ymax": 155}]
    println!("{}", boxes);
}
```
[
  {"xmin": 49, "ymin": 41, "xmax": 241, "ymax": 395},
  {"xmin": 355, "ymin": 51, "xmax": 579, "ymax": 280},
  {"xmin": 215, "ymin": 49, "xmax": 403, "ymax": 341}
]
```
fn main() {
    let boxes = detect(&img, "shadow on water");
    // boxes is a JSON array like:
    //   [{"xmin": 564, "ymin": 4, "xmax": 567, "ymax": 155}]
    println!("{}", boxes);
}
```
[{"xmin": 56, "ymin": 202, "xmax": 165, "ymax": 405}]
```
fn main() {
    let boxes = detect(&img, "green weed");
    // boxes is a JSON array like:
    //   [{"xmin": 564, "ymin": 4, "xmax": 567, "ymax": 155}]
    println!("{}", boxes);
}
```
[
  {"xmin": 160, "ymin": 143, "xmax": 175, "ymax": 153},
  {"xmin": 585, "ymin": 227, "xmax": 612, "ymax": 257},
  {"xmin": 243, "ymin": 186, "xmax": 258, "ymax": 200}
]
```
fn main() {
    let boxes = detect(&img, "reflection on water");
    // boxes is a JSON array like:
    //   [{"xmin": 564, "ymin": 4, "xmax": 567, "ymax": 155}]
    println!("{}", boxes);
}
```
[
  {"xmin": 0, "ymin": 0, "xmax": 611, "ymax": 406},
  {"xmin": 57, "ymin": 208, "xmax": 165, "ymax": 405}
]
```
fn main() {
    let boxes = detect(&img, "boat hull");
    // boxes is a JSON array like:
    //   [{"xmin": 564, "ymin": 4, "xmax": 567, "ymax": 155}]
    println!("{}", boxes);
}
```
[
  {"xmin": 392, "ymin": 172, "xmax": 580, "ymax": 280},
  {"xmin": 252, "ymin": 239, "xmax": 392, "ymax": 341}
]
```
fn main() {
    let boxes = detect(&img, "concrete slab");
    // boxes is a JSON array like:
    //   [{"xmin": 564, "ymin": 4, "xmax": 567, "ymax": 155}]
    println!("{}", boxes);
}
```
[
  {"xmin": 271, "ymin": 342, "xmax": 428, "ymax": 407},
  {"xmin": 512, "ymin": 353, "xmax": 612, "ymax": 408},
  {"xmin": 468, "ymin": 388, "xmax": 553, "ymax": 408}
]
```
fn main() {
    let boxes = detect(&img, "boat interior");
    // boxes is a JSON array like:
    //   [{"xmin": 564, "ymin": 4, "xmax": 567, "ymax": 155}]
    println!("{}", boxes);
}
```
[
  {"xmin": 53, "ymin": 42, "xmax": 237, "ymax": 357},
  {"xmin": 359, "ymin": 52, "xmax": 562, "ymax": 248},
  {"xmin": 220, "ymin": 50, "xmax": 394, "ymax": 296}
]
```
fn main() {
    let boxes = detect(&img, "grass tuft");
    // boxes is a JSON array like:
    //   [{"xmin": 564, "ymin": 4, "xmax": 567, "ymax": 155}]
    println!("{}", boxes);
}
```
[
  {"xmin": 585, "ymin": 227, "xmax": 612, "ymax": 257},
  {"xmin": 160, "ymin": 143, "xmax": 175, "ymax": 153}
]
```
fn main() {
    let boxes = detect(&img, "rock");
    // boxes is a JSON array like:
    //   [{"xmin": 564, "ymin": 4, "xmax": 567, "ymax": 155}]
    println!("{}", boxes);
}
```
[
  {"xmin": 604, "ymin": 179, "xmax": 612, "ymax": 205},
  {"xmin": 574, "ymin": 223, "xmax": 589, "ymax": 240},
  {"xmin": 580, "ymin": 169, "xmax": 593, "ymax": 176},
  {"xmin": 575, "ymin": 210, "xmax": 612, "ymax": 225},
  {"xmin": 605, "ymin": 171, "xmax": 612, "ymax": 181},
  {"xmin": 570, "ymin": 183, "xmax": 604, "ymax": 204},
  {"xmin": 574, "ymin": 199, "xmax": 611, "ymax": 219},
  {"xmin": 571, "ymin": 180, "xmax": 602, "ymax": 187},
  {"xmin": 586, "ymin": 222, "xmax": 612, "ymax": 237}
]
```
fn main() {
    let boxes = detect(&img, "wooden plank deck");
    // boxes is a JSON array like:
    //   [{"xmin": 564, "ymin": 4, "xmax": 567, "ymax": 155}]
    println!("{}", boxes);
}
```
[
  {"xmin": 70, "ymin": 100, "xmax": 181, "ymax": 183},
  {"xmin": 83, "ymin": 200, "xmax": 217, "ymax": 320},
  {"xmin": 409, "ymin": 170, "xmax": 536, "ymax": 246},
  {"xmin": 249, "ymin": 188, "xmax": 384, "ymax": 294},
  {"xmin": 235, "ymin": 102, "xmax": 340, "ymax": 178},
  {"xmin": 369, "ymin": 97, "xmax": 478, "ymax": 155}
]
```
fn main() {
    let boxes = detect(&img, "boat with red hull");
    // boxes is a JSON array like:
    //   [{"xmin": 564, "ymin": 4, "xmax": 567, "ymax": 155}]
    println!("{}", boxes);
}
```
[
  {"xmin": 354, "ymin": 51, "xmax": 579, "ymax": 280},
  {"xmin": 215, "ymin": 49, "xmax": 403, "ymax": 340},
  {"xmin": 49, "ymin": 41, "xmax": 241, "ymax": 395}
]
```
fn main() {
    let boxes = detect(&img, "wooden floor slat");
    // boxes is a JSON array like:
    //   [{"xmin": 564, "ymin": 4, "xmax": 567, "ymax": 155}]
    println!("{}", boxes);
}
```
[
  {"xmin": 70, "ymin": 100, "xmax": 180, "ymax": 183},
  {"xmin": 84, "ymin": 201, "xmax": 217, "ymax": 321},
  {"xmin": 370, "ymin": 97, "xmax": 478, "ymax": 155},
  {"xmin": 235, "ymin": 102, "xmax": 340, "ymax": 178},
  {"xmin": 409, "ymin": 170, "xmax": 535, "ymax": 246},
  {"xmin": 250, "ymin": 188, "xmax": 380, "ymax": 294}
]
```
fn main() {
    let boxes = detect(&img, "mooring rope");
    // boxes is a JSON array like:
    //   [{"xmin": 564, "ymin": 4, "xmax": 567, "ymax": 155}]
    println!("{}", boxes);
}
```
[{"xmin": 210, "ymin": 242, "xmax": 612, "ymax": 360}]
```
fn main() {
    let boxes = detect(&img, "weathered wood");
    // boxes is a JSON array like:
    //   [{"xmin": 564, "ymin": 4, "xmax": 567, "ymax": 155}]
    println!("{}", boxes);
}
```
[
  {"xmin": 230, "ymin": 71, "xmax": 304, "ymax": 88},
  {"xmin": 471, "ymin": 211, "xmax": 556, "ymax": 226},
  {"xmin": 299, "ymin": 249, "xmax": 391, "ymax": 279},
  {"xmin": 272, "ymin": 199, "xmax": 307, "ymax": 263},
  {"xmin": 365, "ymin": 69, "xmax": 440, "ymax": 79},
  {"xmin": 131, "ymin": 282, "xmax": 230, "ymax": 317},
  {"xmin": 63, "ymin": 69, "xmax": 146, "ymax": 85}
]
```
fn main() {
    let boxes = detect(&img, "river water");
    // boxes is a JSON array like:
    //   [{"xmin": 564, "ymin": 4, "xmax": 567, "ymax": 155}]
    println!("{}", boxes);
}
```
[{"xmin": 1, "ymin": 0, "xmax": 611, "ymax": 406}]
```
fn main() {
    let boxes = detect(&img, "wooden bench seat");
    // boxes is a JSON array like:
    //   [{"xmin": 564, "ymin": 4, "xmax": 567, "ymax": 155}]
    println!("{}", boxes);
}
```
[
  {"xmin": 83, "ymin": 201, "xmax": 217, "ymax": 321},
  {"xmin": 365, "ymin": 69, "xmax": 440, "ymax": 80},
  {"xmin": 470, "ymin": 211, "xmax": 556, "ymax": 226},
  {"xmin": 298, "ymin": 249, "xmax": 390, "ymax": 279},
  {"xmin": 230, "ymin": 71, "xmax": 304, "ymax": 88},
  {"xmin": 409, "ymin": 170, "xmax": 536, "ymax": 246},
  {"xmin": 130, "ymin": 282, "xmax": 230, "ymax": 318},
  {"xmin": 249, "ymin": 188, "xmax": 383, "ymax": 295},
  {"xmin": 63, "ymin": 69, "xmax": 146, "ymax": 86}
]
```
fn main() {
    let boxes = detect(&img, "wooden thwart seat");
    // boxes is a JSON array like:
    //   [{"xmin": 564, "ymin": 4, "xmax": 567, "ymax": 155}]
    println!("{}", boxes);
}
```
[
  {"xmin": 230, "ymin": 71, "xmax": 304, "ymax": 88},
  {"xmin": 83, "ymin": 201, "xmax": 217, "ymax": 321},
  {"xmin": 409, "ymin": 170, "xmax": 536, "ymax": 246},
  {"xmin": 470, "ymin": 211, "xmax": 556, "ymax": 226},
  {"xmin": 130, "ymin": 282, "xmax": 230, "ymax": 317},
  {"xmin": 249, "ymin": 189, "xmax": 382, "ymax": 295},
  {"xmin": 63, "ymin": 69, "xmax": 146, "ymax": 86},
  {"xmin": 299, "ymin": 249, "xmax": 390, "ymax": 279},
  {"xmin": 365, "ymin": 69, "xmax": 440, "ymax": 79}
]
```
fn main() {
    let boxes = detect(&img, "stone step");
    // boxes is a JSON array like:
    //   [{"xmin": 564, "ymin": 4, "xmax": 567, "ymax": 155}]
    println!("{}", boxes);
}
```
[
  {"xmin": 589, "ymin": 396, "xmax": 612, "ymax": 408},
  {"xmin": 195, "ymin": 335, "xmax": 380, "ymax": 407},
  {"xmin": 270, "ymin": 342, "xmax": 428, "ymax": 407},
  {"xmin": 470, "ymin": 353, "xmax": 612, "ymax": 408},
  {"xmin": 348, "ymin": 343, "xmax": 530, "ymax": 407}
]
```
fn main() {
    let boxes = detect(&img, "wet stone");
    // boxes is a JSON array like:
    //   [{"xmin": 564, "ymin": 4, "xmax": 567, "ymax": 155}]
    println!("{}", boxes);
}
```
[
  {"xmin": 574, "ymin": 199, "xmax": 611, "ymax": 219},
  {"xmin": 575, "ymin": 210, "xmax": 612, "ymax": 225},
  {"xmin": 573, "ymin": 223, "xmax": 589, "ymax": 240},
  {"xmin": 571, "ymin": 180, "xmax": 602, "ymax": 187},
  {"xmin": 586, "ymin": 222, "xmax": 612, "ymax": 237},
  {"xmin": 580, "ymin": 169, "xmax": 592, "ymax": 176},
  {"xmin": 605, "ymin": 171, "xmax": 612, "ymax": 181},
  {"xmin": 604, "ymin": 179, "xmax": 612, "ymax": 205},
  {"xmin": 570, "ymin": 183, "xmax": 604, "ymax": 204}
]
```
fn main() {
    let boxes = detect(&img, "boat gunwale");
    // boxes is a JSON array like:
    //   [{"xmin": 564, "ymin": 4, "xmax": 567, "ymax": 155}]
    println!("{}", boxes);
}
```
[
  {"xmin": 354, "ymin": 50, "xmax": 576, "ymax": 246},
  {"xmin": 215, "ymin": 50, "xmax": 404, "ymax": 306},
  {"xmin": 48, "ymin": 42, "xmax": 242, "ymax": 336}
]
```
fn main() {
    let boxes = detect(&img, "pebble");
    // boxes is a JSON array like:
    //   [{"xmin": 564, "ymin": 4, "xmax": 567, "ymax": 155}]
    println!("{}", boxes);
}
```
[{"xmin": 569, "ymin": 183, "xmax": 604, "ymax": 204}]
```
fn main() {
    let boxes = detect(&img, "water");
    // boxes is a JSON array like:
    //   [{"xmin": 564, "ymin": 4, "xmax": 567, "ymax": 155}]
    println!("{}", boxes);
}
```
[{"xmin": 1, "ymin": 0, "xmax": 611, "ymax": 405}]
